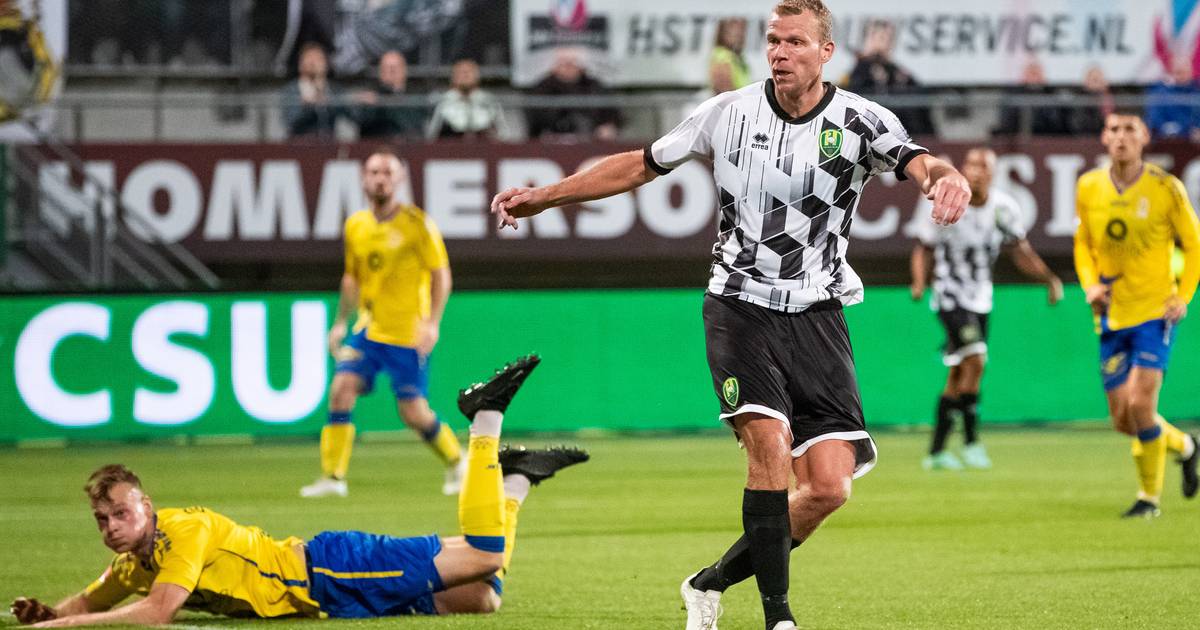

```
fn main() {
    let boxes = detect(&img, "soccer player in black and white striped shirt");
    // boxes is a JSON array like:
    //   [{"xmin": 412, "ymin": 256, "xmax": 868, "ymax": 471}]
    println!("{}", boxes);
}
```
[
  {"xmin": 491, "ymin": 2, "xmax": 971, "ymax": 628},
  {"xmin": 909, "ymin": 148, "xmax": 1062, "ymax": 471}
]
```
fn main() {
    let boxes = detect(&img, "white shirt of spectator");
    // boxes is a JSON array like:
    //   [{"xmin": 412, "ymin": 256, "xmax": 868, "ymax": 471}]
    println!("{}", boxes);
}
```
[
  {"xmin": 911, "ymin": 187, "xmax": 1026, "ymax": 314},
  {"xmin": 426, "ymin": 88, "xmax": 504, "ymax": 137},
  {"xmin": 646, "ymin": 80, "xmax": 928, "ymax": 313}
]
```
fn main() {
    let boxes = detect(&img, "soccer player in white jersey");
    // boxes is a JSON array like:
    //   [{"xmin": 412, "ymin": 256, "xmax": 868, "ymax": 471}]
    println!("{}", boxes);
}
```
[
  {"xmin": 490, "ymin": 2, "xmax": 970, "ymax": 628},
  {"xmin": 909, "ymin": 148, "xmax": 1063, "ymax": 471}
]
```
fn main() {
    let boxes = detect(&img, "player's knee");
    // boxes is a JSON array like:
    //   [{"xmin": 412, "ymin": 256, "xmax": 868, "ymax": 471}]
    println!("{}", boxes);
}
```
[
  {"xmin": 1110, "ymin": 416, "xmax": 1135, "ymax": 436},
  {"xmin": 397, "ymin": 400, "xmax": 433, "ymax": 426},
  {"xmin": 805, "ymin": 477, "xmax": 851, "ymax": 514},
  {"xmin": 468, "ymin": 590, "xmax": 502, "ymax": 614}
]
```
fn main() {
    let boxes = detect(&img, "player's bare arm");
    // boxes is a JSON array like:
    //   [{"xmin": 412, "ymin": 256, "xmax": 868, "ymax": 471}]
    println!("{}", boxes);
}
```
[
  {"xmin": 10, "ymin": 596, "xmax": 74, "ymax": 625},
  {"xmin": 490, "ymin": 149, "xmax": 659, "ymax": 229},
  {"xmin": 909, "ymin": 243, "xmax": 932, "ymax": 301},
  {"xmin": 1008, "ymin": 239, "xmax": 1063, "ymax": 305},
  {"xmin": 328, "ymin": 273, "xmax": 359, "ymax": 355},
  {"xmin": 904, "ymin": 153, "xmax": 970, "ymax": 226},
  {"xmin": 29, "ymin": 583, "xmax": 187, "ymax": 628},
  {"xmin": 418, "ymin": 267, "xmax": 452, "ymax": 356}
]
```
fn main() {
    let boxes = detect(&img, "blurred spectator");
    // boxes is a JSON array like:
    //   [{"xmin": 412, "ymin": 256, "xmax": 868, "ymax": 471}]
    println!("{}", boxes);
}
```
[
  {"xmin": 1145, "ymin": 55, "xmax": 1200, "ymax": 141},
  {"xmin": 355, "ymin": 50, "xmax": 427, "ymax": 141},
  {"xmin": 992, "ymin": 60, "xmax": 1071, "ymax": 136},
  {"xmin": 845, "ymin": 21, "xmax": 934, "ymax": 136},
  {"xmin": 526, "ymin": 48, "xmax": 620, "ymax": 142},
  {"xmin": 427, "ymin": 59, "xmax": 505, "ymax": 139},
  {"xmin": 280, "ymin": 42, "xmax": 349, "ymax": 140},
  {"xmin": 1066, "ymin": 65, "xmax": 1115, "ymax": 136},
  {"xmin": 710, "ymin": 18, "xmax": 750, "ymax": 95}
]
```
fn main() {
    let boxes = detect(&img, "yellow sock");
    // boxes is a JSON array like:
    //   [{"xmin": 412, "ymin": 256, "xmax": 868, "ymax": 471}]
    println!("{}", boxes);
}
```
[
  {"xmin": 1133, "ymin": 429, "xmax": 1166, "ymax": 503},
  {"xmin": 320, "ymin": 423, "xmax": 355, "ymax": 479},
  {"xmin": 501, "ymin": 497, "xmax": 521, "ymax": 575},
  {"xmin": 458, "ymin": 435, "xmax": 505, "ymax": 552},
  {"xmin": 423, "ymin": 420, "xmax": 463, "ymax": 466},
  {"xmin": 1156, "ymin": 415, "xmax": 1191, "ymax": 456}
]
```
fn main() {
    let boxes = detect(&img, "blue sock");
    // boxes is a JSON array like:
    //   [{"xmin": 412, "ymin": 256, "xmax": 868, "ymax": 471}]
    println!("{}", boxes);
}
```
[
  {"xmin": 329, "ymin": 411, "xmax": 352, "ymax": 425},
  {"xmin": 1138, "ymin": 425, "xmax": 1163, "ymax": 442}
]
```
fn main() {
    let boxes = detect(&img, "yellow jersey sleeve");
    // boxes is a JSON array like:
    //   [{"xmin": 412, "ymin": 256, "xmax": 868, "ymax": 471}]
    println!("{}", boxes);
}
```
[
  {"xmin": 82, "ymin": 558, "xmax": 138, "ymax": 610},
  {"xmin": 153, "ymin": 512, "xmax": 213, "ymax": 591},
  {"xmin": 1167, "ymin": 176, "xmax": 1200, "ymax": 304},
  {"xmin": 419, "ymin": 215, "xmax": 449, "ymax": 271},
  {"xmin": 1073, "ymin": 174, "xmax": 1100, "ymax": 289},
  {"xmin": 343, "ymin": 215, "xmax": 359, "ymax": 278}
]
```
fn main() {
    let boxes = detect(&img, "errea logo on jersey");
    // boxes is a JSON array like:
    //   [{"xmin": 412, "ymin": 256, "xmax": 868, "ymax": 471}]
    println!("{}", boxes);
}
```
[
  {"xmin": 751, "ymin": 132, "xmax": 770, "ymax": 150},
  {"xmin": 819, "ymin": 129, "xmax": 843, "ymax": 158}
]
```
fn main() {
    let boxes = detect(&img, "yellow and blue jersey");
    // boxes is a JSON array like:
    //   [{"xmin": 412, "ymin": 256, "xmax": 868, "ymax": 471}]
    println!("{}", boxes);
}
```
[
  {"xmin": 1073, "ymin": 164, "xmax": 1200, "ymax": 331},
  {"xmin": 83, "ymin": 507, "xmax": 319, "ymax": 618},
  {"xmin": 343, "ymin": 206, "xmax": 449, "ymax": 348}
]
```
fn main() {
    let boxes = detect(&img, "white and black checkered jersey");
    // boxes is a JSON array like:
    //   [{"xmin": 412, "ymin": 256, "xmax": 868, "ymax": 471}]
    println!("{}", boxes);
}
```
[
  {"xmin": 910, "ymin": 188, "xmax": 1026, "ymax": 314},
  {"xmin": 645, "ymin": 80, "xmax": 928, "ymax": 313}
]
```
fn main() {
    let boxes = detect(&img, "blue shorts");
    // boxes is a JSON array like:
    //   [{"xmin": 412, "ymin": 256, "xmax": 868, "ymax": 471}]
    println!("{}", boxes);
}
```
[
  {"xmin": 305, "ymin": 531, "xmax": 444, "ymax": 618},
  {"xmin": 335, "ymin": 330, "xmax": 429, "ymax": 400},
  {"xmin": 1099, "ymin": 318, "xmax": 1176, "ymax": 391}
]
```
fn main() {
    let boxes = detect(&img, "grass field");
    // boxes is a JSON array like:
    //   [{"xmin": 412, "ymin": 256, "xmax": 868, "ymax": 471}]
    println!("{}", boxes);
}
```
[{"xmin": 2, "ymin": 428, "xmax": 1199, "ymax": 629}]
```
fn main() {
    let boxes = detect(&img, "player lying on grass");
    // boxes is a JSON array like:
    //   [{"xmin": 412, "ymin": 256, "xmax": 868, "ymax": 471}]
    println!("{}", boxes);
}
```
[{"xmin": 9, "ymin": 355, "xmax": 588, "ymax": 626}]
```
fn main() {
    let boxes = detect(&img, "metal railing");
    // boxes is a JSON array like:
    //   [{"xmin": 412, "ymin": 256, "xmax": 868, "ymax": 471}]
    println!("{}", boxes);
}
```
[
  {"xmin": 39, "ymin": 87, "xmax": 1197, "ymax": 144},
  {"xmin": 5, "ymin": 118, "xmax": 220, "ymax": 291}
]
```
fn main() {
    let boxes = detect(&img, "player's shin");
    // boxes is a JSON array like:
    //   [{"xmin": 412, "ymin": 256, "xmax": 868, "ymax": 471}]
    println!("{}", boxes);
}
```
[
  {"xmin": 321, "ymin": 413, "xmax": 355, "ymax": 479},
  {"xmin": 458, "ymin": 411, "xmax": 505, "ymax": 553},
  {"xmin": 422, "ymin": 415, "xmax": 464, "ymax": 466},
  {"xmin": 1133, "ymin": 424, "xmax": 1166, "ymax": 503},
  {"xmin": 691, "ymin": 535, "xmax": 802, "ymax": 593},
  {"xmin": 743, "ymin": 488, "xmax": 794, "ymax": 627},
  {"xmin": 1156, "ymin": 415, "xmax": 1194, "ymax": 458}
]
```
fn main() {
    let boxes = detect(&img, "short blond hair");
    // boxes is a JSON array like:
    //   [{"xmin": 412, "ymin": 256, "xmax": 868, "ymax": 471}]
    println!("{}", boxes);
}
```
[{"xmin": 773, "ymin": 0, "xmax": 834, "ymax": 43}]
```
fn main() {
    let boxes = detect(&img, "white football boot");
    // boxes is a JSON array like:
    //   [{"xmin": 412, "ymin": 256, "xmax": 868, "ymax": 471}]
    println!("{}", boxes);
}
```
[
  {"xmin": 770, "ymin": 622, "xmax": 798, "ymax": 629},
  {"xmin": 299, "ymin": 477, "xmax": 348, "ymax": 498},
  {"xmin": 681, "ymin": 572, "xmax": 723, "ymax": 630}
]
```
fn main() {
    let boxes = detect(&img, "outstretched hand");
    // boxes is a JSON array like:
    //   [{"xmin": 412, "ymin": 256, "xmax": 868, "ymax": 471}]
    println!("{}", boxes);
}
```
[
  {"xmin": 927, "ymin": 173, "xmax": 970, "ymax": 225},
  {"xmin": 10, "ymin": 598, "xmax": 56, "ymax": 625},
  {"xmin": 490, "ymin": 187, "xmax": 547, "ymax": 230}
]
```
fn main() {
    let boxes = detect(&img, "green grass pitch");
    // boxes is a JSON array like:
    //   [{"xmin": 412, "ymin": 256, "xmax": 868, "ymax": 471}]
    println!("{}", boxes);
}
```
[{"xmin": 2, "ymin": 428, "xmax": 1198, "ymax": 629}]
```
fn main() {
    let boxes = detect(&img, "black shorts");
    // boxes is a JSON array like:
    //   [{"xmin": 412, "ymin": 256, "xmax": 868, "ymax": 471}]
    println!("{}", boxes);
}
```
[
  {"xmin": 702, "ymin": 293, "xmax": 877, "ymax": 478},
  {"xmin": 937, "ymin": 308, "xmax": 989, "ymax": 367}
]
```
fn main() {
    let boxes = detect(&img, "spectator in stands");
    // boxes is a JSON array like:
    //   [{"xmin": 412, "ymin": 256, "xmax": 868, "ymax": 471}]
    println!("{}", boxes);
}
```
[
  {"xmin": 1145, "ymin": 54, "xmax": 1200, "ymax": 141},
  {"xmin": 845, "ymin": 20, "xmax": 934, "ymax": 136},
  {"xmin": 526, "ymin": 48, "xmax": 620, "ymax": 142},
  {"xmin": 993, "ymin": 59, "xmax": 1073, "ymax": 136},
  {"xmin": 1066, "ymin": 65, "xmax": 1115, "ymax": 136},
  {"xmin": 281, "ymin": 42, "xmax": 350, "ymax": 140},
  {"xmin": 427, "ymin": 59, "xmax": 505, "ymax": 139},
  {"xmin": 355, "ymin": 50, "xmax": 427, "ymax": 141},
  {"xmin": 710, "ymin": 18, "xmax": 751, "ymax": 95}
]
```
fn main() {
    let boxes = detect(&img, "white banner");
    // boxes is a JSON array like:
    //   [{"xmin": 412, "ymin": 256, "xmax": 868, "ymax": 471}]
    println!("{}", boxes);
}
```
[{"xmin": 511, "ymin": 0, "xmax": 1200, "ymax": 86}]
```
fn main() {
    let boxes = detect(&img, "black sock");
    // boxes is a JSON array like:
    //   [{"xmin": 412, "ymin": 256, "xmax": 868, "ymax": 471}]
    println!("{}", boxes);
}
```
[
  {"xmin": 742, "ymin": 488, "xmax": 793, "ymax": 627},
  {"xmin": 960, "ymin": 392, "xmax": 980, "ymax": 444},
  {"xmin": 931, "ymin": 395, "xmax": 958, "ymax": 454},
  {"xmin": 691, "ymin": 536, "xmax": 802, "ymax": 593}
]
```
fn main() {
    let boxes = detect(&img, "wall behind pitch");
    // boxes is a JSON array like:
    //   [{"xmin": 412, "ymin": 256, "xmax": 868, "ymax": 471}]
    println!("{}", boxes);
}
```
[{"xmin": 1, "ymin": 287, "xmax": 1196, "ymax": 442}]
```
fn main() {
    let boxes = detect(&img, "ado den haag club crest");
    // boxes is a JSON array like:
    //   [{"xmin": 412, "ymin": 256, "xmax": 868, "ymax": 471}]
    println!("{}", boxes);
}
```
[
  {"xmin": 819, "ymin": 128, "xmax": 843, "ymax": 158},
  {"xmin": 722, "ymin": 377, "xmax": 739, "ymax": 407}
]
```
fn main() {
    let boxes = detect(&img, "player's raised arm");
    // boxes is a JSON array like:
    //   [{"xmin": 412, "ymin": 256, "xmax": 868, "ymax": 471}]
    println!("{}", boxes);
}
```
[
  {"xmin": 490, "ymin": 149, "xmax": 659, "ymax": 229},
  {"xmin": 903, "ymin": 153, "xmax": 971, "ymax": 226}
]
